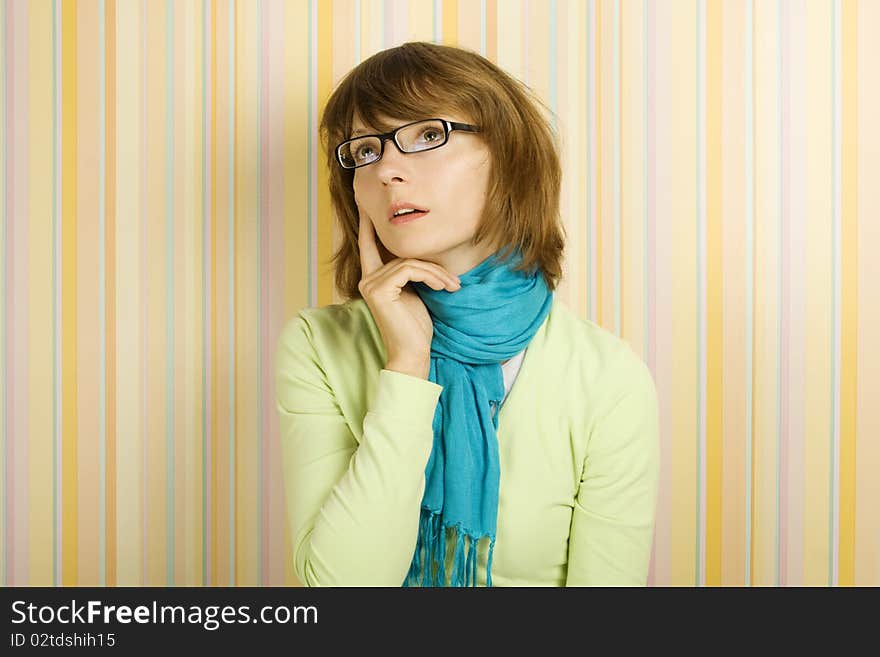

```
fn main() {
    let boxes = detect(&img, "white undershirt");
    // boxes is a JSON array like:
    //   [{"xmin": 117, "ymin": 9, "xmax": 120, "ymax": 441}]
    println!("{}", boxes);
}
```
[{"xmin": 499, "ymin": 348, "xmax": 526, "ymax": 406}]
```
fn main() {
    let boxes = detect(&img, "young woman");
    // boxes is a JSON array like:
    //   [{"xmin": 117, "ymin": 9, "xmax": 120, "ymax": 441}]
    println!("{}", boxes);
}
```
[{"xmin": 275, "ymin": 41, "xmax": 659, "ymax": 587}]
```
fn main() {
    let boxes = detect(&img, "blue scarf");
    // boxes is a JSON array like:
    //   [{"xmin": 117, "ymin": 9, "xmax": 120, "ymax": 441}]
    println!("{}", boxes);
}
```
[{"xmin": 402, "ymin": 248, "xmax": 553, "ymax": 586}]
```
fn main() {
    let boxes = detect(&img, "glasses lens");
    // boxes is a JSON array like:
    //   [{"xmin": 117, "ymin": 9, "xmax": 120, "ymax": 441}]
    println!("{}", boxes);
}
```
[
  {"xmin": 338, "ymin": 120, "xmax": 448, "ymax": 169},
  {"xmin": 396, "ymin": 119, "xmax": 447, "ymax": 153},
  {"xmin": 338, "ymin": 136, "xmax": 382, "ymax": 169}
]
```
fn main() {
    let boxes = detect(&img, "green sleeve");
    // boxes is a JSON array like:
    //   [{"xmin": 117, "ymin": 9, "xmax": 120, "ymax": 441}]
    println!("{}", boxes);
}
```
[
  {"xmin": 565, "ymin": 349, "xmax": 661, "ymax": 586},
  {"xmin": 275, "ymin": 314, "xmax": 442, "ymax": 586}
]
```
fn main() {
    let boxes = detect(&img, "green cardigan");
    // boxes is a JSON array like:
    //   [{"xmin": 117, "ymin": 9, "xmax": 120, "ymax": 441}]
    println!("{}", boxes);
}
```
[{"xmin": 275, "ymin": 295, "xmax": 659, "ymax": 586}]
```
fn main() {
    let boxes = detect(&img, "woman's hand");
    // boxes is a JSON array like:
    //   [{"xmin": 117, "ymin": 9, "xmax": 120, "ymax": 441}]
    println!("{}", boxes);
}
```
[{"xmin": 357, "ymin": 209, "xmax": 461, "ymax": 379}]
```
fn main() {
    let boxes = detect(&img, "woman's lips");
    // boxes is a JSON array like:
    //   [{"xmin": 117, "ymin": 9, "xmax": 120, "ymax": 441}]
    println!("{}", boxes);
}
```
[{"xmin": 389, "ymin": 210, "xmax": 430, "ymax": 225}]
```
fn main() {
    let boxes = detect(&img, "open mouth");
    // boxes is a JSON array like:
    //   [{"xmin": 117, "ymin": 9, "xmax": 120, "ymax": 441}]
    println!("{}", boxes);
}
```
[{"xmin": 390, "ymin": 210, "xmax": 430, "ymax": 225}]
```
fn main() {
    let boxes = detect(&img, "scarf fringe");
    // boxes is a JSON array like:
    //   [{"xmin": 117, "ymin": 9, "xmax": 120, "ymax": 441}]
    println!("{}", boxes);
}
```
[{"xmin": 403, "ymin": 510, "xmax": 495, "ymax": 587}]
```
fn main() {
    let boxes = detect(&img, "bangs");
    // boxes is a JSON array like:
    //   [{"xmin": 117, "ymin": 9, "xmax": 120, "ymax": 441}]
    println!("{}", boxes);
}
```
[{"xmin": 338, "ymin": 49, "xmax": 476, "ymax": 139}]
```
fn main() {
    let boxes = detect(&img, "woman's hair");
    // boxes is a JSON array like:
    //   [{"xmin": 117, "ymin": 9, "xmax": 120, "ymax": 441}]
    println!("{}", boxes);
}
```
[{"xmin": 319, "ymin": 41, "xmax": 566, "ymax": 301}]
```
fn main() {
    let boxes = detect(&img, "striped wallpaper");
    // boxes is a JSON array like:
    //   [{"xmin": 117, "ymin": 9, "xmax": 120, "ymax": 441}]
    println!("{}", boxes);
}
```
[{"xmin": 1, "ymin": 0, "xmax": 877, "ymax": 587}]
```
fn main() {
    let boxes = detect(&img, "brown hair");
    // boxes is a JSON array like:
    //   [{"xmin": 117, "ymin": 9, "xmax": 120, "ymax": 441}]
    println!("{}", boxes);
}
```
[{"xmin": 318, "ymin": 41, "xmax": 566, "ymax": 301}]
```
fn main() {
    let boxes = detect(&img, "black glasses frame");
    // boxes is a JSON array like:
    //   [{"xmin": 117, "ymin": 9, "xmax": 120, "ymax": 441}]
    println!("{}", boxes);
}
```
[{"xmin": 335, "ymin": 118, "xmax": 481, "ymax": 169}]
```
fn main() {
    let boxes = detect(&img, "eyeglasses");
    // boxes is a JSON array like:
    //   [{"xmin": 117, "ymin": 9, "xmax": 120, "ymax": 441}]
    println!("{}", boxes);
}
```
[{"xmin": 335, "ymin": 118, "xmax": 481, "ymax": 170}]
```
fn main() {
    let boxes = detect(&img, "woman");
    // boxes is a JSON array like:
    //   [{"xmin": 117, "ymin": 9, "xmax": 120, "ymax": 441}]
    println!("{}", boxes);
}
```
[{"xmin": 275, "ymin": 41, "xmax": 659, "ymax": 586}]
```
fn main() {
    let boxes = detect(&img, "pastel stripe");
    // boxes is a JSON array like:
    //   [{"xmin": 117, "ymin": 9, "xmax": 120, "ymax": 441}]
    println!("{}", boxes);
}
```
[
  {"xmin": 837, "ymin": 0, "xmax": 857, "ymax": 587},
  {"xmin": 29, "ymin": 0, "xmax": 54, "ymax": 587},
  {"xmin": 588, "ymin": 0, "xmax": 596, "ymax": 321},
  {"xmin": 0, "ymin": 0, "xmax": 877, "ymax": 588},
  {"xmin": 260, "ymin": 0, "xmax": 270, "ymax": 588},
  {"xmin": 830, "ymin": 0, "xmax": 841, "ymax": 586},
  {"xmin": 854, "ymin": 0, "xmax": 880, "ymax": 587},
  {"xmin": 720, "ymin": 0, "xmax": 748, "ymax": 585},
  {"xmin": 592, "ymin": 0, "xmax": 600, "ymax": 325},
  {"xmin": 140, "ymin": 0, "xmax": 148, "ymax": 586},
  {"xmin": 227, "ymin": 0, "xmax": 235, "ymax": 586},
  {"xmin": 745, "ymin": 0, "xmax": 754, "ymax": 586},
  {"xmin": 1, "ymin": 0, "xmax": 6, "ymax": 588},
  {"xmin": 11, "ymin": 0, "xmax": 29, "ymax": 588},
  {"xmin": 694, "ymin": 0, "xmax": 708, "ymax": 585},
  {"xmin": 104, "ymin": 0, "xmax": 117, "ymax": 588},
  {"xmin": 613, "ymin": 0, "xmax": 619, "ymax": 337},
  {"xmin": 115, "ymin": 0, "xmax": 140, "ymax": 585},
  {"xmin": 164, "ymin": 0, "xmax": 175, "ymax": 586},
  {"xmin": 705, "ymin": 0, "xmax": 723, "ymax": 587},
  {"xmin": 98, "ymin": 0, "xmax": 105, "ymax": 586},
  {"xmin": 60, "ymin": 0, "xmax": 77, "ymax": 587},
  {"xmin": 645, "ymin": 0, "xmax": 664, "ymax": 586},
  {"xmin": 779, "ymin": 0, "xmax": 789, "ymax": 586},
  {"xmin": 53, "ymin": 0, "xmax": 62, "ymax": 587},
  {"xmin": 802, "ymin": 0, "xmax": 833, "ymax": 587},
  {"xmin": 204, "ymin": 0, "xmax": 213, "ymax": 586}
]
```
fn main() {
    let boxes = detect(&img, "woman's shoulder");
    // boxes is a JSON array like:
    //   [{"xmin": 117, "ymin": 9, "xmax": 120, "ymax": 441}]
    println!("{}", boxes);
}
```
[
  {"xmin": 546, "ymin": 298, "xmax": 656, "ymax": 402},
  {"xmin": 276, "ymin": 297, "xmax": 383, "ymax": 373},
  {"xmin": 278, "ymin": 298, "xmax": 373, "ymax": 346}
]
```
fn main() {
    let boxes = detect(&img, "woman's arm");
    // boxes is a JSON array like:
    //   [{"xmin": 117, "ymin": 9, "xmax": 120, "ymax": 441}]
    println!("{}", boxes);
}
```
[
  {"xmin": 565, "ymin": 350, "xmax": 660, "ymax": 586},
  {"xmin": 275, "ymin": 314, "xmax": 441, "ymax": 586}
]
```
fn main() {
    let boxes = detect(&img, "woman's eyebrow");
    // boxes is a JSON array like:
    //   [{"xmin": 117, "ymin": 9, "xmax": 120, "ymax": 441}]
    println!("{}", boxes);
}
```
[{"xmin": 350, "ymin": 122, "xmax": 398, "ymax": 137}]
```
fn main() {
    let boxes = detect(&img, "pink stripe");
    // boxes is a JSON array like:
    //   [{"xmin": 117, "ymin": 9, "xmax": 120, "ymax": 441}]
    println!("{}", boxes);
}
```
[
  {"xmin": 383, "ymin": 0, "xmax": 392, "ymax": 46},
  {"xmin": 779, "ymin": 0, "xmax": 790, "ymax": 587},
  {"xmin": 589, "ymin": 0, "xmax": 597, "ymax": 321},
  {"xmin": 259, "ymin": 0, "xmax": 270, "ymax": 586},
  {"xmin": 4, "ymin": 0, "xmax": 15, "ymax": 586}
]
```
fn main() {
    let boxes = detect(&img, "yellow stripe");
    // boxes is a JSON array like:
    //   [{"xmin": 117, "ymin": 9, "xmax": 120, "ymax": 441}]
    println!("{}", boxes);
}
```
[
  {"xmin": 145, "ymin": 0, "xmax": 168, "ymax": 585},
  {"xmin": 209, "ymin": 0, "xmax": 218, "ymax": 586},
  {"xmin": 61, "ymin": 0, "xmax": 78, "ymax": 588},
  {"xmin": 234, "ymin": 0, "xmax": 258, "ymax": 585},
  {"xmin": 442, "ymin": 0, "xmax": 457, "ymax": 46},
  {"xmin": 104, "ymin": 0, "xmax": 117, "ymax": 588},
  {"xmin": 705, "ymin": 0, "xmax": 723, "ymax": 586},
  {"xmin": 838, "ymin": 0, "xmax": 858, "ymax": 587},
  {"xmin": 213, "ymin": 0, "xmax": 231, "ymax": 586},
  {"xmin": 595, "ymin": 0, "xmax": 602, "ymax": 326},
  {"xmin": 486, "ymin": 0, "xmax": 497, "ymax": 64},
  {"xmin": 719, "ymin": 0, "xmax": 747, "ymax": 586},
  {"xmin": 172, "ymin": 0, "xmax": 188, "ymax": 586},
  {"xmin": 854, "ymin": 0, "xmax": 880, "ymax": 587},
  {"xmin": 77, "ymin": 0, "xmax": 101, "ymax": 587},
  {"xmin": 28, "ymin": 0, "xmax": 54, "ymax": 586},
  {"xmin": 182, "ymin": 0, "xmax": 204, "ymax": 589},
  {"xmin": 669, "ymin": 0, "xmax": 699, "ymax": 585},
  {"xmin": 316, "ymin": 0, "xmax": 332, "ymax": 307}
]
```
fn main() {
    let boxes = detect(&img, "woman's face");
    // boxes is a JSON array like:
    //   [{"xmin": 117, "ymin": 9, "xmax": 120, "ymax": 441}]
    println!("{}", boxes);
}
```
[{"xmin": 351, "ymin": 111, "xmax": 499, "ymax": 277}]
